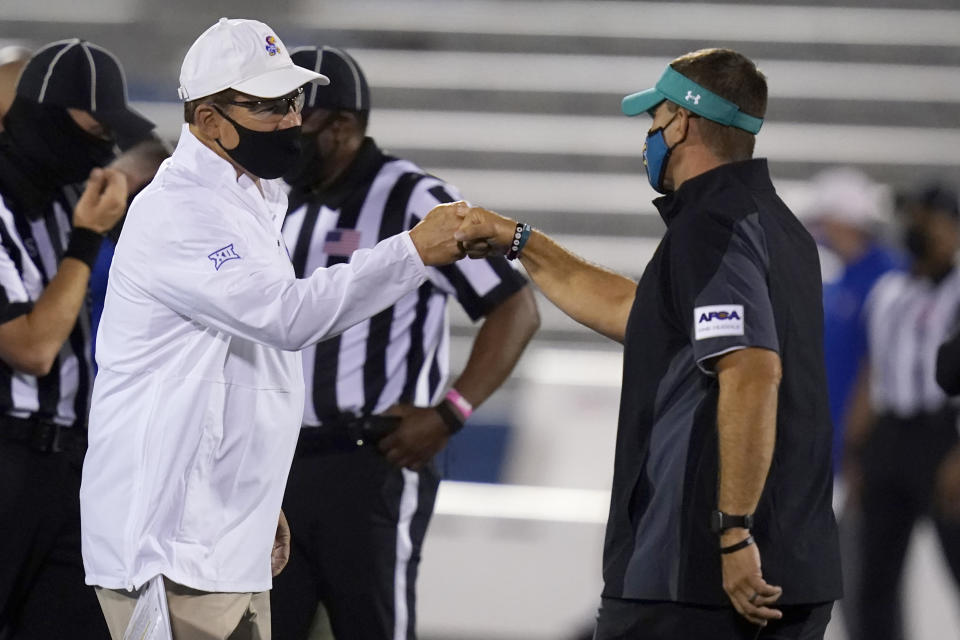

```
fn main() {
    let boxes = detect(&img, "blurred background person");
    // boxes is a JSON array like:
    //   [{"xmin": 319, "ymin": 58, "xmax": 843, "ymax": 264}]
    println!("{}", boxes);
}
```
[
  {"xmin": 800, "ymin": 167, "xmax": 903, "ymax": 638},
  {"xmin": 846, "ymin": 183, "xmax": 960, "ymax": 640},
  {"xmin": 802, "ymin": 167, "xmax": 902, "ymax": 475},
  {"xmin": 0, "ymin": 39, "xmax": 154, "ymax": 639},
  {"xmin": 936, "ymin": 310, "xmax": 960, "ymax": 557},
  {"xmin": 271, "ymin": 46, "xmax": 539, "ymax": 640}
]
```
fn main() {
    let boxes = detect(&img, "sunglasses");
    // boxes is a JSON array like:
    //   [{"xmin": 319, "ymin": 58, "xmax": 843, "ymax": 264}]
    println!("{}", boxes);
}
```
[{"xmin": 223, "ymin": 87, "xmax": 305, "ymax": 118}]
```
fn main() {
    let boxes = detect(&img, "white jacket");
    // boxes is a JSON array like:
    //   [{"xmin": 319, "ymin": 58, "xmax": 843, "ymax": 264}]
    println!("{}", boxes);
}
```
[{"xmin": 80, "ymin": 125, "xmax": 428, "ymax": 592}]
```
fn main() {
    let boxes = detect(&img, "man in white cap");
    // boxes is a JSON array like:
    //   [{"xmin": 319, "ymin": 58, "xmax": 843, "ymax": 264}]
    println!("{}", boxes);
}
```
[{"xmin": 79, "ymin": 18, "xmax": 468, "ymax": 639}]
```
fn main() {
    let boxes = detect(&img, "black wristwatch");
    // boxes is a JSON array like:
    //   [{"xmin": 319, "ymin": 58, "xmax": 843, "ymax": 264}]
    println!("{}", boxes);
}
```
[{"xmin": 711, "ymin": 510, "xmax": 754, "ymax": 534}]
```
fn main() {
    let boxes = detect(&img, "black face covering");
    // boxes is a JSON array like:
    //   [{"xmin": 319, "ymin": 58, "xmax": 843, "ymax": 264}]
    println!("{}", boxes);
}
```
[
  {"xmin": 283, "ymin": 131, "xmax": 323, "ymax": 189},
  {"xmin": 283, "ymin": 112, "xmax": 339, "ymax": 191},
  {"xmin": 213, "ymin": 106, "xmax": 302, "ymax": 180},
  {"xmin": 2, "ymin": 96, "xmax": 116, "ymax": 192},
  {"xmin": 904, "ymin": 224, "xmax": 929, "ymax": 260}
]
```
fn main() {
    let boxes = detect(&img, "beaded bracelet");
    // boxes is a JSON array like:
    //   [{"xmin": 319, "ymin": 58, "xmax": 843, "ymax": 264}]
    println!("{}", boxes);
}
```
[{"xmin": 505, "ymin": 222, "xmax": 531, "ymax": 261}]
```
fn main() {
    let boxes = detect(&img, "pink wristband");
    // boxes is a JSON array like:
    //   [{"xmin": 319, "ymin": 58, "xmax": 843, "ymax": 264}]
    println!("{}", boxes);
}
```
[{"xmin": 445, "ymin": 388, "xmax": 473, "ymax": 420}]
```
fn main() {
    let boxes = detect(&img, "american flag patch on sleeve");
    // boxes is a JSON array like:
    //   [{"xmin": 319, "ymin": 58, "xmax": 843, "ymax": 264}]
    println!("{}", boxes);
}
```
[{"xmin": 323, "ymin": 229, "xmax": 362, "ymax": 257}]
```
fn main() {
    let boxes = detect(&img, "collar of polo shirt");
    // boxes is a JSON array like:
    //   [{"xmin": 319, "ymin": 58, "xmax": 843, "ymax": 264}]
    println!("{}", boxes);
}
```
[{"xmin": 621, "ymin": 66, "xmax": 764, "ymax": 134}]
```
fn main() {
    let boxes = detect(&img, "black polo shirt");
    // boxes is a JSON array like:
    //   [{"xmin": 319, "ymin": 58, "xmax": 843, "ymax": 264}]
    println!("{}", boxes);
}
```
[{"xmin": 603, "ymin": 159, "xmax": 842, "ymax": 605}]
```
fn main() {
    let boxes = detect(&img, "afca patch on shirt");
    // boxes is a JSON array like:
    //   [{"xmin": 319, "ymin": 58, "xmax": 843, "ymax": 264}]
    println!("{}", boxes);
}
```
[
  {"xmin": 208, "ymin": 243, "xmax": 241, "ymax": 271},
  {"xmin": 694, "ymin": 304, "xmax": 744, "ymax": 340}
]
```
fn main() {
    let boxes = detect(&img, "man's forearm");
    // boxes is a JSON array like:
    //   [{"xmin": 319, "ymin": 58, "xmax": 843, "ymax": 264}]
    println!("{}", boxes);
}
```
[
  {"xmin": 518, "ymin": 230, "xmax": 636, "ymax": 343},
  {"xmin": 0, "ymin": 258, "xmax": 91, "ymax": 374},
  {"xmin": 110, "ymin": 135, "xmax": 171, "ymax": 194},
  {"xmin": 457, "ymin": 207, "xmax": 636, "ymax": 342},
  {"xmin": 451, "ymin": 286, "xmax": 539, "ymax": 407},
  {"xmin": 715, "ymin": 349, "xmax": 781, "ymax": 517}
]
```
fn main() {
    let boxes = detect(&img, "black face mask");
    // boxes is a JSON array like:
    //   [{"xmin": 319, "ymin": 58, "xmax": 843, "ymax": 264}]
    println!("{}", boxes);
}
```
[
  {"xmin": 283, "ymin": 112, "xmax": 339, "ymax": 191},
  {"xmin": 3, "ymin": 96, "xmax": 116, "ymax": 189},
  {"xmin": 904, "ymin": 224, "xmax": 929, "ymax": 260},
  {"xmin": 213, "ymin": 106, "xmax": 301, "ymax": 180},
  {"xmin": 283, "ymin": 131, "xmax": 323, "ymax": 190}
]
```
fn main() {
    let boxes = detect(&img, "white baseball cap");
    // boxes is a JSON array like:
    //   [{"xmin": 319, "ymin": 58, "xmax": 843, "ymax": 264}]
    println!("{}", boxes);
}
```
[
  {"xmin": 177, "ymin": 18, "xmax": 328, "ymax": 101},
  {"xmin": 799, "ymin": 167, "xmax": 892, "ymax": 231}
]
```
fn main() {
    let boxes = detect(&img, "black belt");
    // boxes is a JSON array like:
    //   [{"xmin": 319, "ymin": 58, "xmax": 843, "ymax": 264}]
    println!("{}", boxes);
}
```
[
  {"xmin": 0, "ymin": 415, "xmax": 87, "ymax": 454},
  {"xmin": 295, "ymin": 414, "xmax": 400, "ymax": 454}
]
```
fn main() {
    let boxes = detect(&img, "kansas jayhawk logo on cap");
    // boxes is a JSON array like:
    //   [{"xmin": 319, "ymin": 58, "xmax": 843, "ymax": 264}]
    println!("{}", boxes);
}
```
[{"xmin": 265, "ymin": 35, "xmax": 279, "ymax": 56}]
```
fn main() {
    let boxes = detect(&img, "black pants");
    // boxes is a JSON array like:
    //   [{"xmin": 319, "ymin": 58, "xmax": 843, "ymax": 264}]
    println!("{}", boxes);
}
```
[
  {"xmin": 0, "ymin": 440, "xmax": 108, "ymax": 639},
  {"xmin": 855, "ymin": 409, "xmax": 960, "ymax": 640},
  {"xmin": 271, "ymin": 443, "xmax": 439, "ymax": 640},
  {"xmin": 593, "ymin": 598, "xmax": 833, "ymax": 640}
]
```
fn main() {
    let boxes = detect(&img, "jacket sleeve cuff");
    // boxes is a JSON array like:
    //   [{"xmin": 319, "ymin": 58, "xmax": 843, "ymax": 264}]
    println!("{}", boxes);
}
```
[{"xmin": 398, "ymin": 231, "xmax": 429, "ymax": 277}]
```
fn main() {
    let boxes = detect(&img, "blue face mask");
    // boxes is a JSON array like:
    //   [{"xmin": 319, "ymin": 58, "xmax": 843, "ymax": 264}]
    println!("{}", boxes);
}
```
[{"xmin": 642, "ymin": 113, "xmax": 679, "ymax": 194}]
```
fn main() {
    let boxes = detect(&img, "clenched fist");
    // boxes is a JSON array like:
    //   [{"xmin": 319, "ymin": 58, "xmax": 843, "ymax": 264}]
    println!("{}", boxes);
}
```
[{"xmin": 408, "ymin": 201, "xmax": 470, "ymax": 266}]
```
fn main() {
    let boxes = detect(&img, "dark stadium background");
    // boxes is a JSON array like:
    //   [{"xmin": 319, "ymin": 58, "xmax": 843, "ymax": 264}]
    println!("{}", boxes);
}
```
[{"xmin": 3, "ymin": 0, "xmax": 958, "ymax": 637}]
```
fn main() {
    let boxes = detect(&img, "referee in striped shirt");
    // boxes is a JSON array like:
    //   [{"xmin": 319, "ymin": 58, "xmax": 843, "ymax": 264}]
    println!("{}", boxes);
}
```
[
  {"xmin": 0, "ymin": 41, "xmax": 155, "ymax": 637},
  {"xmin": 271, "ymin": 47, "xmax": 540, "ymax": 640},
  {"xmin": 848, "ymin": 184, "xmax": 960, "ymax": 640}
]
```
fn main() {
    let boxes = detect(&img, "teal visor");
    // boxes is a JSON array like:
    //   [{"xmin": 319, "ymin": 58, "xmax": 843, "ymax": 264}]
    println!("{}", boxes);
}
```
[{"xmin": 621, "ymin": 66, "xmax": 763, "ymax": 134}]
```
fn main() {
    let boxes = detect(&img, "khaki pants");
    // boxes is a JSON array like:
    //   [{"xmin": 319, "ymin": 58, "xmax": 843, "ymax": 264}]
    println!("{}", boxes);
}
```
[{"xmin": 95, "ymin": 577, "xmax": 270, "ymax": 640}]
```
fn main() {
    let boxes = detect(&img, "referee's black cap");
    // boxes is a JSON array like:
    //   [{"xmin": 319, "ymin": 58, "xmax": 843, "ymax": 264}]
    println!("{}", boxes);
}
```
[
  {"xmin": 899, "ymin": 183, "xmax": 960, "ymax": 219},
  {"xmin": 16, "ymin": 39, "xmax": 154, "ymax": 147},
  {"xmin": 290, "ymin": 46, "xmax": 370, "ymax": 114}
]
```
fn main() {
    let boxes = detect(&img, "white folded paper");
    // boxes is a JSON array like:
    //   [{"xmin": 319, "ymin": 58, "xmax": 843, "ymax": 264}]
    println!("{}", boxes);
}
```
[{"xmin": 122, "ymin": 575, "xmax": 173, "ymax": 640}]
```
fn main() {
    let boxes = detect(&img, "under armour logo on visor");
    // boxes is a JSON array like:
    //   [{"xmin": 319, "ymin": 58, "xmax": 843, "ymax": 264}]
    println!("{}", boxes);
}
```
[
  {"xmin": 208, "ymin": 244, "xmax": 241, "ymax": 270},
  {"xmin": 685, "ymin": 91, "xmax": 701, "ymax": 105}
]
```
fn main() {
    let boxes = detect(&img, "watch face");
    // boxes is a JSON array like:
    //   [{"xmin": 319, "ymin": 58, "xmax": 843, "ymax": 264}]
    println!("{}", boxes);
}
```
[
  {"xmin": 711, "ymin": 510, "xmax": 724, "ymax": 533},
  {"xmin": 711, "ymin": 510, "xmax": 753, "ymax": 533}
]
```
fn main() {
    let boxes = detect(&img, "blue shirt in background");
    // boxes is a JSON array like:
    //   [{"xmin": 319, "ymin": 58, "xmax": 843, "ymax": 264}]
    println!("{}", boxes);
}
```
[
  {"xmin": 89, "ymin": 239, "xmax": 115, "ymax": 367},
  {"xmin": 822, "ymin": 243, "xmax": 903, "ymax": 469}
]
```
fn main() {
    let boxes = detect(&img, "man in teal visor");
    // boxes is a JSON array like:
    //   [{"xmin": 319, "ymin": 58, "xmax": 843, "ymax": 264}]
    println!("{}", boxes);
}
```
[
  {"xmin": 622, "ymin": 55, "xmax": 764, "ymax": 195},
  {"xmin": 454, "ymin": 47, "xmax": 842, "ymax": 639}
]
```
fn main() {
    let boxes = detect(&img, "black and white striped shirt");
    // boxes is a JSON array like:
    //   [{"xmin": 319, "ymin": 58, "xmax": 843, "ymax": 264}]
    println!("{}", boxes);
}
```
[
  {"xmin": 0, "ymin": 186, "xmax": 94, "ymax": 427},
  {"xmin": 866, "ymin": 267, "xmax": 960, "ymax": 417},
  {"xmin": 282, "ymin": 139, "xmax": 527, "ymax": 422}
]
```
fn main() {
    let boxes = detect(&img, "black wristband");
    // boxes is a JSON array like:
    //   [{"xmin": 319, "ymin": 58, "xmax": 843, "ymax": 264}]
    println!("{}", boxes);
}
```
[
  {"xmin": 720, "ymin": 535, "xmax": 755, "ymax": 555},
  {"xmin": 63, "ymin": 227, "xmax": 104, "ymax": 269},
  {"xmin": 435, "ymin": 400, "xmax": 465, "ymax": 435},
  {"xmin": 711, "ymin": 510, "xmax": 754, "ymax": 534}
]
